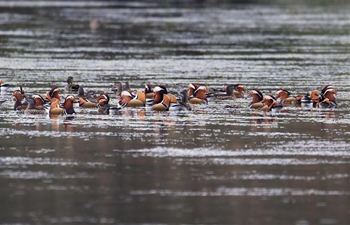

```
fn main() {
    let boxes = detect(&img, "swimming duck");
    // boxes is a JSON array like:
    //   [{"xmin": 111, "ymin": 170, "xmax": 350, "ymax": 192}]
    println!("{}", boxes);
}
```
[
  {"xmin": 316, "ymin": 87, "xmax": 337, "ymax": 109},
  {"xmin": 169, "ymin": 89, "xmax": 192, "ymax": 111},
  {"xmin": 12, "ymin": 86, "xmax": 28, "ymax": 111},
  {"xmin": 295, "ymin": 94, "xmax": 312, "ymax": 104},
  {"xmin": 118, "ymin": 90, "xmax": 146, "ymax": 107},
  {"xmin": 262, "ymin": 95, "xmax": 283, "ymax": 112},
  {"xmin": 76, "ymin": 86, "xmax": 98, "ymax": 102},
  {"xmin": 96, "ymin": 93, "xmax": 111, "ymax": 114},
  {"xmin": 65, "ymin": 76, "xmax": 80, "ymax": 92},
  {"xmin": 96, "ymin": 93, "xmax": 110, "ymax": 106},
  {"xmin": 32, "ymin": 94, "xmax": 50, "ymax": 108},
  {"xmin": 78, "ymin": 97, "xmax": 97, "ymax": 108},
  {"xmin": 321, "ymin": 85, "xmax": 336, "ymax": 95},
  {"xmin": 275, "ymin": 89, "xmax": 297, "ymax": 104},
  {"xmin": 151, "ymin": 85, "xmax": 171, "ymax": 111},
  {"xmin": 296, "ymin": 90, "xmax": 321, "ymax": 108},
  {"xmin": 296, "ymin": 89, "xmax": 321, "ymax": 105},
  {"xmin": 23, "ymin": 95, "xmax": 46, "ymax": 115},
  {"xmin": 248, "ymin": 89, "xmax": 264, "ymax": 109},
  {"xmin": 45, "ymin": 87, "xmax": 61, "ymax": 103},
  {"xmin": 297, "ymin": 86, "xmax": 335, "ymax": 108},
  {"xmin": 49, "ymin": 98, "xmax": 63, "ymax": 116},
  {"xmin": 225, "ymin": 84, "xmax": 246, "ymax": 98},
  {"xmin": 322, "ymin": 87, "xmax": 337, "ymax": 103},
  {"xmin": 293, "ymin": 92, "xmax": 315, "ymax": 109},
  {"xmin": 50, "ymin": 95, "xmax": 77, "ymax": 116},
  {"xmin": 72, "ymin": 86, "xmax": 98, "ymax": 108},
  {"xmin": 0, "ymin": 79, "xmax": 10, "ymax": 92},
  {"xmin": 188, "ymin": 83, "xmax": 209, "ymax": 104},
  {"xmin": 213, "ymin": 84, "xmax": 246, "ymax": 99},
  {"xmin": 146, "ymin": 85, "xmax": 181, "ymax": 110}
]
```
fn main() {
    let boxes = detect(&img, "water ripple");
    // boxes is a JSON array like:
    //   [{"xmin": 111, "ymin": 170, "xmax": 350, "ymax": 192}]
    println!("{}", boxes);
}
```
[
  {"xmin": 126, "ymin": 144, "xmax": 350, "ymax": 158},
  {"xmin": 131, "ymin": 187, "xmax": 350, "ymax": 197}
]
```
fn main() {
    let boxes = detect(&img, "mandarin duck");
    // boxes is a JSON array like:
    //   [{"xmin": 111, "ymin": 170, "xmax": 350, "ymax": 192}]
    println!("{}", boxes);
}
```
[
  {"xmin": 248, "ymin": 89, "xmax": 264, "ymax": 109},
  {"xmin": 49, "ymin": 95, "xmax": 77, "ymax": 116},
  {"xmin": 321, "ymin": 85, "xmax": 337, "ymax": 103},
  {"xmin": 262, "ymin": 95, "xmax": 283, "ymax": 112},
  {"xmin": 0, "ymin": 79, "xmax": 10, "ymax": 92},
  {"xmin": 78, "ymin": 97, "xmax": 98, "ymax": 108},
  {"xmin": 118, "ymin": 90, "xmax": 146, "ymax": 107},
  {"xmin": 169, "ymin": 89, "xmax": 191, "ymax": 111},
  {"xmin": 151, "ymin": 85, "xmax": 172, "ymax": 111},
  {"xmin": 32, "ymin": 94, "xmax": 50, "ymax": 108},
  {"xmin": 188, "ymin": 83, "xmax": 209, "ymax": 104},
  {"xmin": 317, "ymin": 85, "xmax": 337, "ymax": 108},
  {"xmin": 275, "ymin": 89, "xmax": 297, "ymax": 104},
  {"xmin": 12, "ymin": 86, "xmax": 28, "ymax": 111},
  {"xmin": 23, "ymin": 95, "xmax": 46, "ymax": 115},
  {"xmin": 213, "ymin": 84, "xmax": 246, "ymax": 99},
  {"xmin": 45, "ymin": 87, "xmax": 61, "ymax": 103},
  {"xmin": 96, "ymin": 93, "xmax": 111, "ymax": 114},
  {"xmin": 225, "ymin": 84, "xmax": 246, "ymax": 98}
]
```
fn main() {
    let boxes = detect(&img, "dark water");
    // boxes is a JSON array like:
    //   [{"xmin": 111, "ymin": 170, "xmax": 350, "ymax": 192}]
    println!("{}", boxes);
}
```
[{"xmin": 0, "ymin": 1, "xmax": 350, "ymax": 224}]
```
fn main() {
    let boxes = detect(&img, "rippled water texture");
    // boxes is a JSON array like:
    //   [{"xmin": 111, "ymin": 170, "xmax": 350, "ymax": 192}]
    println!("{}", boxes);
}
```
[{"xmin": 0, "ymin": 1, "xmax": 350, "ymax": 224}]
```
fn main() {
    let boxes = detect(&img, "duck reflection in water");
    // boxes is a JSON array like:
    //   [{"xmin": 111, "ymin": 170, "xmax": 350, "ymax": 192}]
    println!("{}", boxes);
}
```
[
  {"xmin": 63, "ymin": 117, "xmax": 76, "ymax": 133},
  {"xmin": 152, "ymin": 118, "xmax": 178, "ymax": 138},
  {"xmin": 115, "ymin": 108, "xmax": 146, "ymax": 121},
  {"xmin": 250, "ymin": 113, "xmax": 279, "ymax": 127}
]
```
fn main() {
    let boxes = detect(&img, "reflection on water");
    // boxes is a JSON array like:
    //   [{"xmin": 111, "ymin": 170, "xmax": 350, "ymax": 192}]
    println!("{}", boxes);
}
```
[{"xmin": 1, "ymin": 1, "xmax": 350, "ymax": 225}]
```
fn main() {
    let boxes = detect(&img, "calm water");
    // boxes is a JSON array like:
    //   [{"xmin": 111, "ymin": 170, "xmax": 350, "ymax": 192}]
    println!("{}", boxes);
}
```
[{"xmin": 0, "ymin": 1, "xmax": 350, "ymax": 224}]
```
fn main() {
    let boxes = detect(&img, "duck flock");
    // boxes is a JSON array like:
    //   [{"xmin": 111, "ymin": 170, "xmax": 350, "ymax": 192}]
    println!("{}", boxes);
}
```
[{"xmin": 0, "ymin": 77, "xmax": 338, "ymax": 117}]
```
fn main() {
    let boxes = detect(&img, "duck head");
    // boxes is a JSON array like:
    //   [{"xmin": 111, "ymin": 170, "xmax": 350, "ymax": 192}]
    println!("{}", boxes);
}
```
[
  {"xmin": 112, "ymin": 81, "xmax": 123, "ymax": 97},
  {"xmin": 66, "ymin": 76, "xmax": 74, "ymax": 84},
  {"xmin": 187, "ymin": 83, "xmax": 201, "ymax": 97},
  {"xmin": 193, "ymin": 86, "xmax": 208, "ymax": 101},
  {"xmin": 321, "ymin": 85, "xmax": 336, "ymax": 95},
  {"xmin": 153, "ymin": 85, "xmax": 168, "ymax": 104},
  {"xmin": 46, "ymin": 87, "xmax": 61, "ymax": 102},
  {"xmin": 275, "ymin": 89, "xmax": 291, "ymax": 101},
  {"xmin": 97, "ymin": 93, "xmax": 110, "ymax": 106},
  {"xmin": 248, "ymin": 89, "xmax": 264, "ymax": 103}
]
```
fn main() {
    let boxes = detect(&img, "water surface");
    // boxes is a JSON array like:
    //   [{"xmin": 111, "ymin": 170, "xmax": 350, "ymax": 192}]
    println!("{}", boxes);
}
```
[{"xmin": 0, "ymin": 1, "xmax": 350, "ymax": 224}]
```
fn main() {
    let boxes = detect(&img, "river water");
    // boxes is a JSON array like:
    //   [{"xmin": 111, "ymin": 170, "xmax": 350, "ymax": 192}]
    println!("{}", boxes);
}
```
[{"xmin": 0, "ymin": 1, "xmax": 349, "ymax": 224}]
